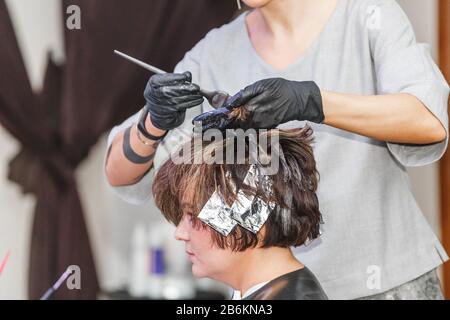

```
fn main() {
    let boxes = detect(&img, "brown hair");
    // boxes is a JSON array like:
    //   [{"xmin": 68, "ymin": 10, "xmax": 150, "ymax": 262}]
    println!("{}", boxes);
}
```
[{"xmin": 152, "ymin": 125, "xmax": 322, "ymax": 252}]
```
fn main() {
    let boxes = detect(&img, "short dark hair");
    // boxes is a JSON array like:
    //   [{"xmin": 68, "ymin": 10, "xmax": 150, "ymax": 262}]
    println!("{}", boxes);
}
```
[{"xmin": 152, "ymin": 126, "xmax": 322, "ymax": 252}]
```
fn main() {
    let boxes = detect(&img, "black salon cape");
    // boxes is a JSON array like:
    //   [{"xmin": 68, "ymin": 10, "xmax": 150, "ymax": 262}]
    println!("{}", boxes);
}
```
[{"xmin": 243, "ymin": 267, "xmax": 328, "ymax": 300}]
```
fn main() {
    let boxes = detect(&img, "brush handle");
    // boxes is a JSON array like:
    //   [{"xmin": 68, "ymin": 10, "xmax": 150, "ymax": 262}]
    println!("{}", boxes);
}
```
[
  {"xmin": 114, "ymin": 50, "xmax": 166, "ymax": 74},
  {"xmin": 114, "ymin": 50, "xmax": 230, "ymax": 109}
]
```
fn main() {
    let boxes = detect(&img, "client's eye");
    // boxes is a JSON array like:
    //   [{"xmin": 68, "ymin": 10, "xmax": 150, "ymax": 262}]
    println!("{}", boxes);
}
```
[
  {"xmin": 185, "ymin": 213, "xmax": 195, "ymax": 224},
  {"xmin": 186, "ymin": 213, "xmax": 208, "ymax": 231}
]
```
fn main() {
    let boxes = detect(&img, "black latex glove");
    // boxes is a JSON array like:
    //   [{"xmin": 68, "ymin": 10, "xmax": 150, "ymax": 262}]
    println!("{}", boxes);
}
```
[
  {"xmin": 194, "ymin": 78, "xmax": 324, "ymax": 131},
  {"xmin": 144, "ymin": 71, "xmax": 204, "ymax": 131}
]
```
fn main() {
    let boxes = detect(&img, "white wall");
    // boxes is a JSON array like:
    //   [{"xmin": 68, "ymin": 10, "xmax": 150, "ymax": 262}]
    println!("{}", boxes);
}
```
[
  {"xmin": 0, "ymin": 126, "xmax": 34, "ymax": 299},
  {"xmin": 398, "ymin": 0, "xmax": 442, "ymax": 237},
  {"xmin": 0, "ymin": 0, "xmax": 444, "ymax": 299}
]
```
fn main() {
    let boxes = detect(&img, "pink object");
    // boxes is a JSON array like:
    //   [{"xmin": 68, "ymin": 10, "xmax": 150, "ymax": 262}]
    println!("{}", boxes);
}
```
[{"xmin": 0, "ymin": 251, "xmax": 11, "ymax": 276}]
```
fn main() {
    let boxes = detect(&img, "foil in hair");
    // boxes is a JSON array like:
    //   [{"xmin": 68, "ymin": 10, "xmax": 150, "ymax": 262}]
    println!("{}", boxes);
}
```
[
  {"xmin": 198, "ymin": 165, "xmax": 276, "ymax": 236},
  {"xmin": 197, "ymin": 190, "xmax": 238, "ymax": 236},
  {"xmin": 279, "ymin": 188, "xmax": 293, "ymax": 236},
  {"xmin": 229, "ymin": 165, "xmax": 276, "ymax": 234}
]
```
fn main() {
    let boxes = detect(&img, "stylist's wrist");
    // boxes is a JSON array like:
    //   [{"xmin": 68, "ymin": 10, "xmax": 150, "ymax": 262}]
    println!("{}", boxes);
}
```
[
  {"xmin": 320, "ymin": 89, "xmax": 329, "ymax": 124},
  {"xmin": 320, "ymin": 90, "xmax": 340, "ymax": 126},
  {"xmin": 145, "ymin": 113, "xmax": 167, "ymax": 138}
]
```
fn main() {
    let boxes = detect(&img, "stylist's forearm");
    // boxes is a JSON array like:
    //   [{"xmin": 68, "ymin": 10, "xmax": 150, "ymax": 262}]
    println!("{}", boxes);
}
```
[
  {"xmin": 321, "ymin": 91, "xmax": 446, "ymax": 144},
  {"xmin": 105, "ymin": 113, "xmax": 166, "ymax": 187}
]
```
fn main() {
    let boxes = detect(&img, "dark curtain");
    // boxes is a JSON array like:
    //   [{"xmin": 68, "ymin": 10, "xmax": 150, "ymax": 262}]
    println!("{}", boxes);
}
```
[{"xmin": 0, "ymin": 0, "xmax": 235, "ymax": 299}]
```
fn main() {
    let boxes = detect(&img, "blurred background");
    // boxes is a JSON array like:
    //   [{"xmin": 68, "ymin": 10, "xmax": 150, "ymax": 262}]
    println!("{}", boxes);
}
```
[{"xmin": 0, "ymin": 0, "xmax": 449, "ymax": 300}]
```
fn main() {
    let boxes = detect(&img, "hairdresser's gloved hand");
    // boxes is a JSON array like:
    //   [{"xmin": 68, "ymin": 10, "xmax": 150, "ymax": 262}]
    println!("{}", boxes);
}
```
[
  {"xmin": 144, "ymin": 71, "xmax": 204, "ymax": 131},
  {"xmin": 195, "ymin": 78, "xmax": 324, "ymax": 131}
]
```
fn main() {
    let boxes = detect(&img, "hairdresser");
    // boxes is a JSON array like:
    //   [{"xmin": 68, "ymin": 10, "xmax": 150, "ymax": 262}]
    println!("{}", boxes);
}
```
[{"xmin": 104, "ymin": 0, "xmax": 449, "ymax": 299}]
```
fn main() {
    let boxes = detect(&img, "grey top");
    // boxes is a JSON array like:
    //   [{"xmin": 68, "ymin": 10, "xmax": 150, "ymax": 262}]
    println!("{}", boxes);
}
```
[{"xmin": 105, "ymin": 0, "xmax": 449, "ymax": 299}]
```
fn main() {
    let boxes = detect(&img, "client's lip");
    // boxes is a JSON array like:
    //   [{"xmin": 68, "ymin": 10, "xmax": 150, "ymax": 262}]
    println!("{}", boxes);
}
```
[{"xmin": 186, "ymin": 250, "xmax": 195, "ymax": 256}]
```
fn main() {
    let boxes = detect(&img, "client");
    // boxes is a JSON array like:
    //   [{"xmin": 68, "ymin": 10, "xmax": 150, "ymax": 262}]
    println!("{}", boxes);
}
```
[{"xmin": 152, "ymin": 124, "xmax": 328, "ymax": 300}]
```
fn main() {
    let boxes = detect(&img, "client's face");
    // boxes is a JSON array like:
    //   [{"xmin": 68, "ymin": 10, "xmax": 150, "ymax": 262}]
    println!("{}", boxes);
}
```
[{"xmin": 174, "ymin": 213, "xmax": 243, "ymax": 280}]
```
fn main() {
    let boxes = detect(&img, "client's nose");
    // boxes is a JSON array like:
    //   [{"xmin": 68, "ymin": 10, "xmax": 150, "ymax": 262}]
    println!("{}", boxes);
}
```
[{"xmin": 174, "ymin": 216, "xmax": 190, "ymax": 242}]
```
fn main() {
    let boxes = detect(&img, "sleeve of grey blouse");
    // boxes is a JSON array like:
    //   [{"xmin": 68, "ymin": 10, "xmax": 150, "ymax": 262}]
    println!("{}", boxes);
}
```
[
  {"xmin": 367, "ymin": 0, "xmax": 449, "ymax": 167},
  {"xmin": 103, "ymin": 46, "xmax": 204, "ymax": 205}
]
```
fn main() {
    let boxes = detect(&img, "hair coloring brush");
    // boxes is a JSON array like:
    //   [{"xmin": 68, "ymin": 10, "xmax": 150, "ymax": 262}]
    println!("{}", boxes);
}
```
[
  {"xmin": 114, "ymin": 50, "xmax": 230, "ymax": 109},
  {"xmin": 40, "ymin": 268, "xmax": 73, "ymax": 300}
]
